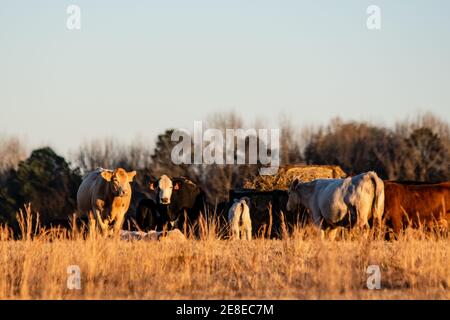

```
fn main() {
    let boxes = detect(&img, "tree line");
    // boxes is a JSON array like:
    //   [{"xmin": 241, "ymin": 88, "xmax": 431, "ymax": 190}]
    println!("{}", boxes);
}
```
[{"xmin": 0, "ymin": 112, "xmax": 448, "ymax": 226}]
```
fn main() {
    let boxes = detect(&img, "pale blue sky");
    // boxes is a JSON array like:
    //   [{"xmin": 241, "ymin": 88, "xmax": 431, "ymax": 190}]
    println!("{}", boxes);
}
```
[{"xmin": 1, "ymin": 0, "xmax": 449, "ymax": 155}]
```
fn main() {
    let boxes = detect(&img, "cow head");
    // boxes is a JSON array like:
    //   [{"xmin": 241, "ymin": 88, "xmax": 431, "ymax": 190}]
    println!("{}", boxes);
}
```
[
  {"xmin": 149, "ymin": 175, "xmax": 179, "ymax": 204},
  {"xmin": 286, "ymin": 178, "xmax": 301, "ymax": 211},
  {"xmin": 287, "ymin": 178, "xmax": 315, "ymax": 212},
  {"xmin": 101, "ymin": 168, "xmax": 136, "ymax": 197}
]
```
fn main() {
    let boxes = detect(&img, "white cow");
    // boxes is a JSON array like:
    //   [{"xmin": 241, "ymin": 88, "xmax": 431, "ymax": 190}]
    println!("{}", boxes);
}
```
[
  {"xmin": 287, "ymin": 171, "xmax": 384, "ymax": 240},
  {"xmin": 228, "ymin": 197, "xmax": 252, "ymax": 240}
]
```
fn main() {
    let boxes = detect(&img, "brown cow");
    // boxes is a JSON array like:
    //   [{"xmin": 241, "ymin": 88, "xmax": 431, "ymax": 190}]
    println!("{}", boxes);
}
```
[
  {"xmin": 77, "ymin": 168, "xmax": 136, "ymax": 236},
  {"xmin": 384, "ymin": 181, "xmax": 450, "ymax": 236}
]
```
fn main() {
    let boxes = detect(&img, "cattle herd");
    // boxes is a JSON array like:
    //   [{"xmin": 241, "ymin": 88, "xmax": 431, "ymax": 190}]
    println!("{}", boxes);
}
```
[{"xmin": 75, "ymin": 167, "xmax": 450, "ymax": 240}]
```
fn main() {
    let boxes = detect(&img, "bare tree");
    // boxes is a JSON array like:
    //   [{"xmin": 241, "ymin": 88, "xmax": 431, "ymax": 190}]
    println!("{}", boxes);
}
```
[
  {"xmin": 0, "ymin": 136, "xmax": 27, "ymax": 175},
  {"xmin": 73, "ymin": 137, "xmax": 152, "ymax": 174},
  {"xmin": 404, "ymin": 128, "xmax": 449, "ymax": 181},
  {"xmin": 395, "ymin": 112, "xmax": 450, "ymax": 181},
  {"xmin": 303, "ymin": 113, "xmax": 450, "ymax": 182},
  {"xmin": 150, "ymin": 112, "xmax": 260, "ymax": 203},
  {"xmin": 278, "ymin": 114, "xmax": 303, "ymax": 165}
]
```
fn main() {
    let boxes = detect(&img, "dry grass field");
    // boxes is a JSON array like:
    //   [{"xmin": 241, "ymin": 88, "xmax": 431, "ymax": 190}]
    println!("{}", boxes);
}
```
[{"xmin": 0, "ymin": 209, "xmax": 449, "ymax": 300}]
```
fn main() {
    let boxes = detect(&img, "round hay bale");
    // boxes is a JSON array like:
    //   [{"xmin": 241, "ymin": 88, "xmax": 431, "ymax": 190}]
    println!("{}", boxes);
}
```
[{"xmin": 240, "ymin": 164, "xmax": 347, "ymax": 191}]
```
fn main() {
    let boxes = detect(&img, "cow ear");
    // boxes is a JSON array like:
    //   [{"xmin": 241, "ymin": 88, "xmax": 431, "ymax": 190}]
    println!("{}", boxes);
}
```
[
  {"xmin": 127, "ymin": 171, "xmax": 137, "ymax": 182},
  {"xmin": 101, "ymin": 171, "xmax": 113, "ymax": 182},
  {"xmin": 149, "ymin": 182, "xmax": 155, "ymax": 191},
  {"xmin": 174, "ymin": 182, "xmax": 180, "ymax": 190}
]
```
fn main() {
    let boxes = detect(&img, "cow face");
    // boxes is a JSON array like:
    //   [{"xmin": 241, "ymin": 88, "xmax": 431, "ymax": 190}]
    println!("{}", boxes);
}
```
[
  {"xmin": 150, "ymin": 175, "xmax": 176, "ymax": 204},
  {"xmin": 287, "ymin": 178, "xmax": 301, "ymax": 211},
  {"xmin": 101, "ymin": 168, "xmax": 136, "ymax": 197}
]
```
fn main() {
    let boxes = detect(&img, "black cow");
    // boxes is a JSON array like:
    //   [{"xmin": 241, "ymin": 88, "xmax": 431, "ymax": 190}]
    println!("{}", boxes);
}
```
[
  {"xmin": 135, "ymin": 175, "xmax": 175, "ymax": 231},
  {"xmin": 160, "ymin": 177, "xmax": 208, "ymax": 233},
  {"xmin": 136, "ymin": 176, "xmax": 208, "ymax": 233},
  {"xmin": 136, "ymin": 199, "xmax": 173, "ymax": 232}
]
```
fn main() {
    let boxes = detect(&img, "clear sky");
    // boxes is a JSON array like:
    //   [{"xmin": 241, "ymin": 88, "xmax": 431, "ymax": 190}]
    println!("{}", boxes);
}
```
[{"xmin": 1, "ymin": 0, "xmax": 449, "ymax": 155}]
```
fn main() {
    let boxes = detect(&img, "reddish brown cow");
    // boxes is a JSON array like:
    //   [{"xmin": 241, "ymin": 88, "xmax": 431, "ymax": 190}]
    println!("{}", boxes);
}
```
[{"xmin": 384, "ymin": 181, "xmax": 450, "ymax": 235}]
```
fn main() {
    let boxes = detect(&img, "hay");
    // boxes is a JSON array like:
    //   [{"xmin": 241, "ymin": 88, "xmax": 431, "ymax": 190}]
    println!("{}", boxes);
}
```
[{"xmin": 240, "ymin": 164, "xmax": 347, "ymax": 191}]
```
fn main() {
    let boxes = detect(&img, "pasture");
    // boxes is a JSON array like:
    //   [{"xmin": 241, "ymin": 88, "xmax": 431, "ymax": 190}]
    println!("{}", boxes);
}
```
[{"xmin": 0, "ymin": 209, "xmax": 448, "ymax": 300}]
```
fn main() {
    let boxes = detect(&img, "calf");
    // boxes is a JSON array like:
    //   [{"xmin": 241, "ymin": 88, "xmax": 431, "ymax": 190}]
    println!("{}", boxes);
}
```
[{"xmin": 228, "ymin": 197, "xmax": 252, "ymax": 240}]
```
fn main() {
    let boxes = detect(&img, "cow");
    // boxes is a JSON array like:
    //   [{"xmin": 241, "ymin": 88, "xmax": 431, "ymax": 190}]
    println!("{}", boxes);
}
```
[
  {"xmin": 124, "ymin": 189, "xmax": 152, "ymax": 230},
  {"xmin": 134, "ymin": 174, "xmax": 178, "ymax": 231},
  {"xmin": 228, "ymin": 197, "xmax": 252, "ymax": 240},
  {"xmin": 135, "ymin": 175, "xmax": 180, "ymax": 232},
  {"xmin": 168, "ymin": 177, "xmax": 208, "ymax": 230},
  {"xmin": 384, "ymin": 181, "xmax": 450, "ymax": 236},
  {"xmin": 287, "ymin": 171, "xmax": 385, "ymax": 240},
  {"xmin": 124, "ymin": 174, "xmax": 158, "ymax": 230},
  {"xmin": 136, "ymin": 176, "xmax": 207, "ymax": 234},
  {"xmin": 77, "ymin": 167, "xmax": 136, "ymax": 236}
]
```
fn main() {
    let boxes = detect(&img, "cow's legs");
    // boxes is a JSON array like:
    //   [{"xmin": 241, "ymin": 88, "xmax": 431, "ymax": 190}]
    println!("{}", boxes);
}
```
[
  {"xmin": 319, "ymin": 229, "xmax": 326, "ymax": 240},
  {"xmin": 113, "ymin": 214, "xmax": 125, "ymax": 237},
  {"xmin": 88, "ymin": 211, "xmax": 97, "ymax": 239},
  {"xmin": 354, "ymin": 206, "xmax": 370, "ymax": 239},
  {"xmin": 313, "ymin": 210, "xmax": 326, "ymax": 240},
  {"xmin": 234, "ymin": 225, "xmax": 240, "ymax": 240},
  {"xmin": 244, "ymin": 225, "xmax": 252, "ymax": 240},
  {"xmin": 231, "ymin": 223, "xmax": 240, "ymax": 240},
  {"xmin": 390, "ymin": 209, "xmax": 403, "ymax": 237},
  {"xmin": 95, "ymin": 210, "xmax": 110, "ymax": 237},
  {"xmin": 327, "ymin": 228, "xmax": 338, "ymax": 241},
  {"xmin": 312, "ymin": 209, "xmax": 323, "ymax": 227},
  {"xmin": 371, "ymin": 210, "xmax": 383, "ymax": 239},
  {"xmin": 437, "ymin": 218, "xmax": 448, "ymax": 235}
]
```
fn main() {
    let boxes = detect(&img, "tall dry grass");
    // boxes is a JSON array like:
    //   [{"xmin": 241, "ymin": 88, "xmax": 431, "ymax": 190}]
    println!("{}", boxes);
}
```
[{"xmin": 0, "ymin": 206, "xmax": 448, "ymax": 300}]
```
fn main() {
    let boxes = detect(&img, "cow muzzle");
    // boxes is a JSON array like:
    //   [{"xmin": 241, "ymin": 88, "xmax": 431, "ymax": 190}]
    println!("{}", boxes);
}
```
[{"xmin": 161, "ymin": 197, "xmax": 170, "ymax": 204}]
